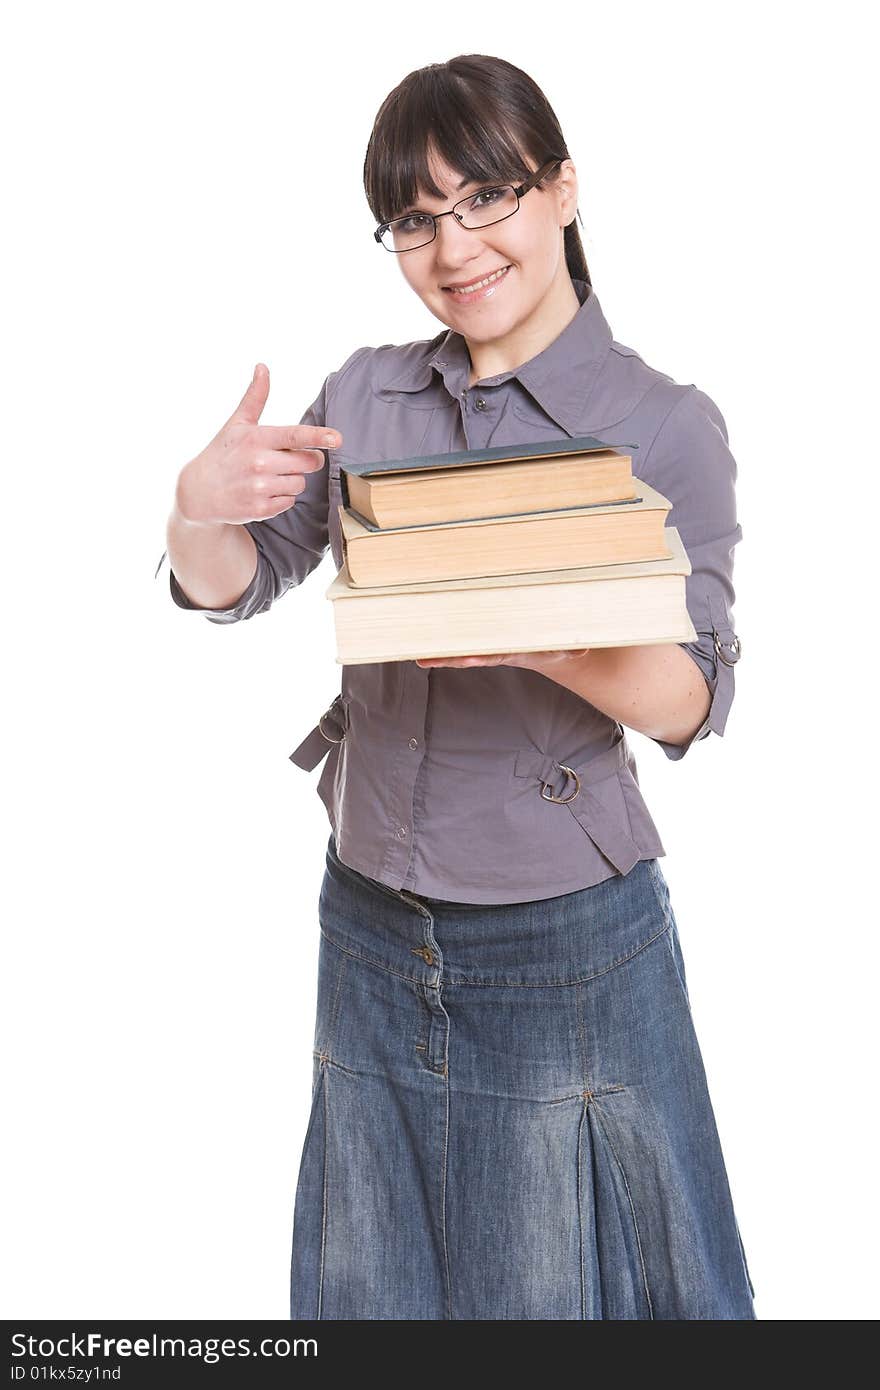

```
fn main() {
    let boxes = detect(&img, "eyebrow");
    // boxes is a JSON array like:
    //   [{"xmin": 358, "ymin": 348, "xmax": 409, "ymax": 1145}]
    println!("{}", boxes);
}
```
[{"xmin": 398, "ymin": 175, "xmax": 488, "ymax": 217}]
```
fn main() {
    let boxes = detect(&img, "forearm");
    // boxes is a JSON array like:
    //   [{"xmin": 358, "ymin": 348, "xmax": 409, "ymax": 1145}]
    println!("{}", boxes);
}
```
[
  {"xmin": 517, "ymin": 643, "xmax": 712, "ymax": 747},
  {"xmin": 165, "ymin": 503, "xmax": 258, "ymax": 610}
]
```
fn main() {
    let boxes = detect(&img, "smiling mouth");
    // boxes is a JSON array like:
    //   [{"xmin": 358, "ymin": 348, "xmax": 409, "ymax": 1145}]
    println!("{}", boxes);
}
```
[{"xmin": 442, "ymin": 265, "xmax": 512, "ymax": 295}]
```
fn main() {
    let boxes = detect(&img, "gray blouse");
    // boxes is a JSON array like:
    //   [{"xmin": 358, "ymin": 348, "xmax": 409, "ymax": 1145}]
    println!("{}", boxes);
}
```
[{"xmin": 155, "ymin": 280, "xmax": 742, "ymax": 903}]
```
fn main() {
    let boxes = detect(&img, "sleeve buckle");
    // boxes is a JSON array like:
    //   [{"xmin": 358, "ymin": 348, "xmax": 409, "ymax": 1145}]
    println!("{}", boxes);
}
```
[{"xmin": 713, "ymin": 631, "xmax": 742, "ymax": 666}]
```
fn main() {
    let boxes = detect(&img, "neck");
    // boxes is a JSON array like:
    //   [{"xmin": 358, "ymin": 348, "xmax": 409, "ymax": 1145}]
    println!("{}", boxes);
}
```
[{"xmin": 465, "ymin": 270, "xmax": 583, "ymax": 386}]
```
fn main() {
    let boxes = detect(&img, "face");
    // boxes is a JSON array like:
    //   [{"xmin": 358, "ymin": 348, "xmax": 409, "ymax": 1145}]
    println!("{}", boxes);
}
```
[{"xmin": 392, "ymin": 146, "xmax": 579, "ymax": 355}]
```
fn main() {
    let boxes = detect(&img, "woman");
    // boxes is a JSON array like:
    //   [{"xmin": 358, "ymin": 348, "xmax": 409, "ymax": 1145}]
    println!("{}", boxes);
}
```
[{"xmin": 157, "ymin": 54, "xmax": 753, "ymax": 1319}]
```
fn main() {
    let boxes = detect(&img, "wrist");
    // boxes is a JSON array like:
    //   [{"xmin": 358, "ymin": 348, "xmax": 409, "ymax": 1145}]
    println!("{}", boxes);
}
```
[{"xmin": 172, "ymin": 465, "xmax": 221, "ymax": 530}]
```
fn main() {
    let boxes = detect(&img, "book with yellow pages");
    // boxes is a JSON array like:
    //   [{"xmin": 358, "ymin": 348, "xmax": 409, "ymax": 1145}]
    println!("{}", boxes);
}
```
[{"xmin": 338, "ymin": 478, "xmax": 673, "ymax": 587}]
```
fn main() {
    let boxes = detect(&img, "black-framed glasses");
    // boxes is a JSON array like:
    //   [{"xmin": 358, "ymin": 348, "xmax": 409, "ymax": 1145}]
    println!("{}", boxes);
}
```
[{"xmin": 374, "ymin": 156, "xmax": 566, "ymax": 253}]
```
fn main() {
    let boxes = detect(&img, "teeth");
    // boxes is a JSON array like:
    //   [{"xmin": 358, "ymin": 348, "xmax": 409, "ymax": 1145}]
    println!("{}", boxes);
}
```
[{"xmin": 449, "ymin": 266, "xmax": 509, "ymax": 294}]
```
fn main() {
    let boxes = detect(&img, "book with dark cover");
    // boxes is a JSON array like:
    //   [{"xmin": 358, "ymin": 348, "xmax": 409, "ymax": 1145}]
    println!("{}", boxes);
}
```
[{"xmin": 338, "ymin": 434, "xmax": 638, "ymax": 509}]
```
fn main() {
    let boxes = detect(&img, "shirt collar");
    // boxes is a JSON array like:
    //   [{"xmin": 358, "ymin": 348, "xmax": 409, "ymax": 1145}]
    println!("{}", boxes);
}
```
[{"xmin": 376, "ymin": 280, "xmax": 634, "ymax": 436}]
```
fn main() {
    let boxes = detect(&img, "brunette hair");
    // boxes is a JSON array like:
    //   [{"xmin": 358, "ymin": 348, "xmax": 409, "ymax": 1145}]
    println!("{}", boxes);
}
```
[{"xmin": 363, "ymin": 54, "xmax": 591, "ymax": 287}]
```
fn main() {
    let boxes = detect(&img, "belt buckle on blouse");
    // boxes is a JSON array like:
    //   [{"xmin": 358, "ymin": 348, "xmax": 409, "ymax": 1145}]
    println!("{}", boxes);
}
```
[
  {"xmin": 540, "ymin": 761, "xmax": 581, "ymax": 804},
  {"xmin": 318, "ymin": 697, "xmax": 346, "ymax": 745}
]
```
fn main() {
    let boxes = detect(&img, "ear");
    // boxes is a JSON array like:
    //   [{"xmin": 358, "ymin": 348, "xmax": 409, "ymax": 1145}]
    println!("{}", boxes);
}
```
[{"xmin": 556, "ymin": 159, "xmax": 579, "ymax": 227}]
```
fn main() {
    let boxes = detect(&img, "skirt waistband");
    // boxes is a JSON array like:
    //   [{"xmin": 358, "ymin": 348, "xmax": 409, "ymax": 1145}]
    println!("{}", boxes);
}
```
[{"xmin": 319, "ymin": 834, "xmax": 670, "ymax": 989}]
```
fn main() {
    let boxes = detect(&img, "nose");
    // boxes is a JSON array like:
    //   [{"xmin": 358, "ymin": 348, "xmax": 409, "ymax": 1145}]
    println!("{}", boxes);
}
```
[{"xmin": 432, "ymin": 213, "xmax": 487, "ymax": 268}]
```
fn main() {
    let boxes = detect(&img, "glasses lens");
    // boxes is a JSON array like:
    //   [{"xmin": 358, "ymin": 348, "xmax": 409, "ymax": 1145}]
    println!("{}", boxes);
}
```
[
  {"xmin": 381, "ymin": 214, "xmax": 436, "ymax": 252},
  {"xmin": 457, "ymin": 185, "xmax": 518, "ymax": 228}
]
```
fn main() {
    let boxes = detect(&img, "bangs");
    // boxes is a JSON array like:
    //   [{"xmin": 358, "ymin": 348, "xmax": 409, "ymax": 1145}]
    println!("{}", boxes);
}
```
[{"xmin": 364, "ymin": 66, "xmax": 539, "ymax": 225}]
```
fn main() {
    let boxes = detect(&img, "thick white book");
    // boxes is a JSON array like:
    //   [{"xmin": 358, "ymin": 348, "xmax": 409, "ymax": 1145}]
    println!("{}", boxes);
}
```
[{"xmin": 325, "ymin": 525, "xmax": 697, "ymax": 665}]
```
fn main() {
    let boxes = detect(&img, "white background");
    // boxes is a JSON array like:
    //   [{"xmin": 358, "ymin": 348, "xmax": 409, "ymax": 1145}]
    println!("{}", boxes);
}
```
[{"xmin": 3, "ymin": 0, "xmax": 876, "ymax": 1321}]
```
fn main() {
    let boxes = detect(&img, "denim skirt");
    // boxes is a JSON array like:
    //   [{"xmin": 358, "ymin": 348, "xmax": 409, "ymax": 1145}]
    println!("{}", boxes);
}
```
[{"xmin": 289, "ymin": 833, "xmax": 756, "ymax": 1320}]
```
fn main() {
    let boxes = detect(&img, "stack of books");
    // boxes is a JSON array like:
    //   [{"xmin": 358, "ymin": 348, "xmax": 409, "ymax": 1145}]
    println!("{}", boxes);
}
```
[{"xmin": 325, "ymin": 436, "xmax": 697, "ymax": 664}]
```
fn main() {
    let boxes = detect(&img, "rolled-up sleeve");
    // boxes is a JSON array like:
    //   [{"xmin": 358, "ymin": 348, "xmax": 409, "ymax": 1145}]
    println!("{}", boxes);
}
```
[
  {"xmin": 641, "ymin": 385, "xmax": 743, "ymax": 760},
  {"xmin": 155, "ymin": 347, "xmax": 368, "ymax": 623}
]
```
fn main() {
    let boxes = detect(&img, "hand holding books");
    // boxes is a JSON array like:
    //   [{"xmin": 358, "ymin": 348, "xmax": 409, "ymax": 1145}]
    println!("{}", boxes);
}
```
[{"xmin": 415, "ymin": 647, "xmax": 592, "ymax": 670}]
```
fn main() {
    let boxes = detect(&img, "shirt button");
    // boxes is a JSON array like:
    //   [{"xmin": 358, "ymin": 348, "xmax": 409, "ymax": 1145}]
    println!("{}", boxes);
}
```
[
  {"xmin": 475, "ymin": 396, "xmax": 487, "ymax": 410},
  {"xmin": 408, "ymin": 737, "xmax": 419, "ymax": 749},
  {"xmin": 460, "ymin": 389, "xmax": 467, "ymax": 399},
  {"xmin": 397, "ymin": 825, "xmax": 408, "ymax": 839}
]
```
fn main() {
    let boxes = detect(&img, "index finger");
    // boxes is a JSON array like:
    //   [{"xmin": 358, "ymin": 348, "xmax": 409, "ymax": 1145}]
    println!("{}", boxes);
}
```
[{"xmin": 258, "ymin": 424, "xmax": 343, "ymax": 451}]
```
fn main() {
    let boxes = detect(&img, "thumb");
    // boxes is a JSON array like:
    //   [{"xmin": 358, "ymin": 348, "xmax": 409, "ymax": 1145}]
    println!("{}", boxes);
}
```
[{"xmin": 227, "ymin": 362, "xmax": 270, "ymax": 427}]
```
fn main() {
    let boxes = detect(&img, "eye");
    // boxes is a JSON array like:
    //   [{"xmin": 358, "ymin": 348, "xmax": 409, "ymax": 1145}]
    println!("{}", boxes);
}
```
[
  {"xmin": 469, "ymin": 187, "xmax": 505, "ymax": 209},
  {"xmin": 397, "ymin": 213, "xmax": 433, "ymax": 232}
]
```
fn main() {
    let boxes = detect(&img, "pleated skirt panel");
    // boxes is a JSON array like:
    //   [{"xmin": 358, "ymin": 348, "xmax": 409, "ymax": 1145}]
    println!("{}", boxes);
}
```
[{"xmin": 289, "ymin": 833, "xmax": 756, "ymax": 1321}]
